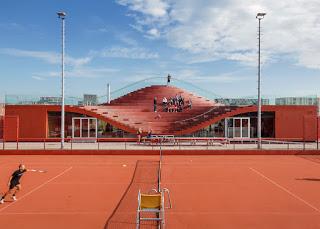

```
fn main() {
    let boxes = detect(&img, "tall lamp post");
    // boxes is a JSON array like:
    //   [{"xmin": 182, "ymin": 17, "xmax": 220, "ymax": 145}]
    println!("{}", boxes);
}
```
[
  {"xmin": 57, "ymin": 11, "xmax": 66, "ymax": 149},
  {"xmin": 256, "ymin": 12, "xmax": 266, "ymax": 149},
  {"xmin": 317, "ymin": 97, "xmax": 319, "ymax": 150}
]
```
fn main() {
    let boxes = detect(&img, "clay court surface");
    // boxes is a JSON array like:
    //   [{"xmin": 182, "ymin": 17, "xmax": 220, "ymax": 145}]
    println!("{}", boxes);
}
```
[{"xmin": 1, "ymin": 154, "xmax": 320, "ymax": 228}]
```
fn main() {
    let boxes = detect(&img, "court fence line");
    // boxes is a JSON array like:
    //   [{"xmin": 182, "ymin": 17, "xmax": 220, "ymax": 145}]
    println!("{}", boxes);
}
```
[{"xmin": 0, "ymin": 137, "xmax": 319, "ymax": 151}]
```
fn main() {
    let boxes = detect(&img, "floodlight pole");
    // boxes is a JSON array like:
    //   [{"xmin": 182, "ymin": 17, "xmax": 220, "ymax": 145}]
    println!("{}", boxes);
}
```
[
  {"xmin": 107, "ymin": 83, "xmax": 111, "ymax": 104},
  {"xmin": 58, "ymin": 12, "xmax": 66, "ymax": 149},
  {"xmin": 317, "ymin": 97, "xmax": 319, "ymax": 150},
  {"xmin": 256, "ymin": 13, "xmax": 266, "ymax": 149}
]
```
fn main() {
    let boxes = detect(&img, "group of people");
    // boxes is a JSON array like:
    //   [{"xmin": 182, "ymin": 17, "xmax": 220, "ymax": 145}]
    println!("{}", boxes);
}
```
[
  {"xmin": 161, "ymin": 94, "xmax": 192, "ymax": 112},
  {"xmin": 136, "ymin": 128, "xmax": 153, "ymax": 143},
  {"xmin": 153, "ymin": 95, "xmax": 192, "ymax": 113}
]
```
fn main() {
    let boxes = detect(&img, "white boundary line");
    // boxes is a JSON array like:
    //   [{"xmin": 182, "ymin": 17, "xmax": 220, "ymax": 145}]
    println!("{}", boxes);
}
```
[
  {"xmin": 249, "ymin": 167, "xmax": 320, "ymax": 214},
  {"xmin": 0, "ymin": 166, "xmax": 73, "ymax": 213},
  {"xmin": 0, "ymin": 211, "xmax": 106, "ymax": 215},
  {"xmin": 3, "ymin": 211, "xmax": 319, "ymax": 216}
]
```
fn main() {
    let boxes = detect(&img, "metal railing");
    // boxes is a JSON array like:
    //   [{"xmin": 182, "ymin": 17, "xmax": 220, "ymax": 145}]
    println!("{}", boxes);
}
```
[
  {"xmin": 3, "ymin": 77, "xmax": 319, "ymax": 106},
  {"xmin": 4, "ymin": 76, "xmax": 224, "ymax": 106},
  {"xmin": 0, "ymin": 137, "xmax": 318, "ymax": 151},
  {"xmin": 171, "ymin": 105, "xmax": 242, "ymax": 134}
]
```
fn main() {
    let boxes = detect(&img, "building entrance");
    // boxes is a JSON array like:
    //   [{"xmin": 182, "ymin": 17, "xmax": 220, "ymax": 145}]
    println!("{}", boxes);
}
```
[
  {"xmin": 72, "ymin": 117, "xmax": 97, "ymax": 139},
  {"xmin": 225, "ymin": 117, "xmax": 250, "ymax": 138}
]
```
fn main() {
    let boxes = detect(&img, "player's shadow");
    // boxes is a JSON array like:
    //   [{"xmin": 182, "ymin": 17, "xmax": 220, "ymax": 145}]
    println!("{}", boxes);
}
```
[
  {"xmin": 3, "ymin": 200, "xmax": 14, "ymax": 203},
  {"xmin": 296, "ymin": 178, "xmax": 320, "ymax": 182}
]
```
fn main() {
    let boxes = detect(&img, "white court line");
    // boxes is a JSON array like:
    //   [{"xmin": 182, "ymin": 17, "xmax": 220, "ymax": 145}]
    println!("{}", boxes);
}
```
[
  {"xmin": 50, "ymin": 182, "xmax": 128, "ymax": 185},
  {"xmin": 249, "ymin": 167, "xmax": 320, "ymax": 214},
  {"xmin": 3, "ymin": 211, "xmax": 319, "ymax": 216},
  {"xmin": 0, "ymin": 166, "xmax": 73, "ymax": 213},
  {"xmin": 0, "ymin": 211, "xmax": 107, "ymax": 215}
]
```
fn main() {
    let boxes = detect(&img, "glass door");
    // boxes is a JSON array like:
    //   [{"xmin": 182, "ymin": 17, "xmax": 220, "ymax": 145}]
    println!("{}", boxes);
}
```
[
  {"xmin": 241, "ymin": 118, "xmax": 250, "ymax": 138},
  {"xmin": 82, "ymin": 119, "xmax": 89, "ymax": 138},
  {"xmin": 72, "ymin": 118, "xmax": 81, "ymax": 138},
  {"xmin": 225, "ymin": 117, "xmax": 250, "ymax": 138},
  {"xmin": 233, "ymin": 118, "xmax": 241, "ymax": 138},
  {"xmin": 72, "ymin": 117, "xmax": 97, "ymax": 139}
]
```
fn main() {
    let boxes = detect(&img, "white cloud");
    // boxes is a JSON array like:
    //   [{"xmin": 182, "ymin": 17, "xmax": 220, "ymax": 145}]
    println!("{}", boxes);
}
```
[
  {"xmin": 100, "ymin": 46, "xmax": 159, "ymax": 59},
  {"xmin": 67, "ymin": 67, "xmax": 119, "ymax": 78},
  {"xmin": 33, "ymin": 67, "xmax": 119, "ymax": 79},
  {"xmin": 0, "ymin": 48, "xmax": 92, "ymax": 66},
  {"xmin": 146, "ymin": 28, "xmax": 160, "ymax": 38},
  {"xmin": 0, "ymin": 48, "xmax": 120, "ymax": 79},
  {"xmin": 117, "ymin": 0, "xmax": 169, "ymax": 17},
  {"xmin": 187, "ymin": 74, "xmax": 251, "ymax": 83},
  {"xmin": 0, "ymin": 22, "xmax": 25, "ymax": 31},
  {"xmin": 172, "ymin": 68, "xmax": 251, "ymax": 83},
  {"xmin": 117, "ymin": 0, "xmax": 320, "ymax": 69},
  {"xmin": 117, "ymin": 34, "xmax": 138, "ymax": 46},
  {"xmin": 31, "ymin": 75, "xmax": 45, "ymax": 81}
]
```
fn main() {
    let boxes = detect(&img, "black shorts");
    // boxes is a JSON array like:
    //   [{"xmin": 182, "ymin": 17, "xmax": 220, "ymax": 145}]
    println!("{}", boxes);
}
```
[{"xmin": 9, "ymin": 181, "xmax": 19, "ymax": 190}]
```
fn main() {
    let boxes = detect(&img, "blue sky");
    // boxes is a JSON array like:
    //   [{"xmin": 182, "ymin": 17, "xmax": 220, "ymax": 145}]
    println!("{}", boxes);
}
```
[{"xmin": 1, "ymin": 0, "xmax": 320, "ymax": 102}]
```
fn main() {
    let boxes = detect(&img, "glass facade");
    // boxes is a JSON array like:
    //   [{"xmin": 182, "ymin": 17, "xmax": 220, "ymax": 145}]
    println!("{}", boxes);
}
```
[
  {"xmin": 97, "ymin": 121, "xmax": 136, "ymax": 138},
  {"xmin": 48, "ymin": 112, "xmax": 83, "ymax": 138},
  {"xmin": 275, "ymin": 97, "xmax": 319, "ymax": 105},
  {"xmin": 47, "ymin": 111, "xmax": 135, "ymax": 138},
  {"xmin": 186, "ymin": 112, "xmax": 275, "ymax": 138},
  {"xmin": 181, "ymin": 120, "xmax": 225, "ymax": 137}
]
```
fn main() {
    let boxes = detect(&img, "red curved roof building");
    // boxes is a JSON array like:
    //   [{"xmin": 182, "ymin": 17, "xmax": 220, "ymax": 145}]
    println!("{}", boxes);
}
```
[{"xmin": 2, "ymin": 85, "xmax": 320, "ymax": 141}]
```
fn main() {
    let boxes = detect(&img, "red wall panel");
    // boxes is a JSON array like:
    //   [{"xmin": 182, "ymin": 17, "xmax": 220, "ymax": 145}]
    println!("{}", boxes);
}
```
[
  {"xmin": 5, "ymin": 105, "xmax": 47, "ymax": 139},
  {"xmin": 274, "ymin": 106, "xmax": 316, "ymax": 140},
  {"xmin": 318, "ymin": 117, "xmax": 320, "ymax": 140},
  {"xmin": 0, "ymin": 116, "xmax": 4, "ymax": 139},
  {"xmin": 4, "ymin": 104, "xmax": 319, "ymax": 141},
  {"xmin": 303, "ymin": 115, "xmax": 317, "ymax": 141},
  {"xmin": 4, "ymin": 116, "xmax": 19, "ymax": 141}
]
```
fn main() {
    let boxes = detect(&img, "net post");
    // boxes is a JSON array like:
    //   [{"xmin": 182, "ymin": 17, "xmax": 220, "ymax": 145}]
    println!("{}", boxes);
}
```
[{"xmin": 158, "ymin": 139, "xmax": 162, "ymax": 192}]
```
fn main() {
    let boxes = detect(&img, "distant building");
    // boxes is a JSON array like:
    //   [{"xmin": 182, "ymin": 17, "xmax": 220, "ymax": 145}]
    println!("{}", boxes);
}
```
[
  {"xmin": 0, "ymin": 103, "xmax": 4, "ymax": 116},
  {"xmin": 83, "ymin": 94, "xmax": 98, "ymax": 106},
  {"xmin": 38, "ymin": 96, "xmax": 61, "ymax": 104},
  {"xmin": 215, "ymin": 98, "xmax": 270, "ymax": 106},
  {"xmin": 275, "ymin": 97, "xmax": 319, "ymax": 105}
]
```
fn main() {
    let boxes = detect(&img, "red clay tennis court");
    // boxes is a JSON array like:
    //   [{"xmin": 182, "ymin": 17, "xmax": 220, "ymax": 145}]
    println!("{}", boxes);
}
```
[{"xmin": 1, "ymin": 154, "xmax": 320, "ymax": 229}]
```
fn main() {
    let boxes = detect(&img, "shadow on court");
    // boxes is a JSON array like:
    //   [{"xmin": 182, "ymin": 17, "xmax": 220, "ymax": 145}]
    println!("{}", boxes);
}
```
[
  {"xmin": 296, "ymin": 178, "xmax": 320, "ymax": 182},
  {"xmin": 104, "ymin": 160, "xmax": 160, "ymax": 229}
]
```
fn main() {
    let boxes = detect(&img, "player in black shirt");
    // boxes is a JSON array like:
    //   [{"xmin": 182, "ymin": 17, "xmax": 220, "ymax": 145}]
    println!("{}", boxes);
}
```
[{"xmin": 0, "ymin": 164, "xmax": 46, "ymax": 204}]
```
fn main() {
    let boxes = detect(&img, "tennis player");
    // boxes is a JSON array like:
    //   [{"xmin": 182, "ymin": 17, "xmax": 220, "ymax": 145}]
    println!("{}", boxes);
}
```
[{"xmin": 0, "ymin": 164, "xmax": 45, "ymax": 204}]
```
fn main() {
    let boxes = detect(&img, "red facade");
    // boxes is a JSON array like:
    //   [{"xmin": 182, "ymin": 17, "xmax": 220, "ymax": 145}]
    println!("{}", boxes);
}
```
[{"xmin": 2, "ymin": 85, "xmax": 320, "ymax": 141}]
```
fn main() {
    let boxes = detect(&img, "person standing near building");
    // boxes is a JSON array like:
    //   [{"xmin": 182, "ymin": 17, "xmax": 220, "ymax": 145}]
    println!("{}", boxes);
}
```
[
  {"xmin": 167, "ymin": 74, "xmax": 171, "ymax": 85},
  {"xmin": 137, "ymin": 128, "xmax": 142, "ymax": 144},
  {"xmin": 154, "ymin": 97, "xmax": 157, "ymax": 112},
  {"xmin": 162, "ymin": 97, "xmax": 167, "ymax": 111},
  {"xmin": 188, "ymin": 98, "xmax": 192, "ymax": 109}
]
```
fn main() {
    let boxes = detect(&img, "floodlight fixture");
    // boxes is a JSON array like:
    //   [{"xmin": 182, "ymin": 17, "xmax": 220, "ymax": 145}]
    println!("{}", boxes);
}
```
[
  {"xmin": 256, "ymin": 12, "xmax": 266, "ymax": 20},
  {"xmin": 57, "ymin": 11, "xmax": 66, "ymax": 19}
]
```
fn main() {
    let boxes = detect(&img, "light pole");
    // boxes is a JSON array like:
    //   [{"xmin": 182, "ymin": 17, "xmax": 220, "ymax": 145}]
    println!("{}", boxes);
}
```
[
  {"xmin": 317, "ymin": 97, "xmax": 319, "ymax": 150},
  {"xmin": 57, "ymin": 11, "xmax": 66, "ymax": 149},
  {"xmin": 256, "ymin": 12, "xmax": 266, "ymax": 149},
  {"xmin": 107, "ymin": 83, "xmax": 111, "ymax": 104}
]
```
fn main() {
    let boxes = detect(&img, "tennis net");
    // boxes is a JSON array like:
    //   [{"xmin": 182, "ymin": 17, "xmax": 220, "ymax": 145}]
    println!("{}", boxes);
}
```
[{"xmin": 104, "ymin": 160, "xmax": 160, "ymax": 229}]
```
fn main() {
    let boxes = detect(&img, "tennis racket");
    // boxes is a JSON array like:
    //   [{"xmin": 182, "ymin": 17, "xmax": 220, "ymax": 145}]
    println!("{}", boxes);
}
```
[{"xmin": 29, "ymin": 169, "xmax": 47, "ymax": 173}]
